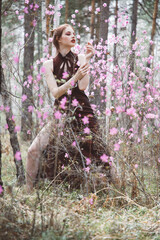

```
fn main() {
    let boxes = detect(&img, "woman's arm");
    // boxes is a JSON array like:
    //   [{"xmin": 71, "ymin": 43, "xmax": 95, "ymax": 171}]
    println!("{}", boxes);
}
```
[
  {"xmin": 78, "ymin": 42, "xmax": 95, "ymax": 91},
  {"xmin": 78, "ymin": 54, "xmax": 89, "ymax": 91},
  {"xmin": 43, "ymin": 59, "xmax": 89, "ymax": 99}
]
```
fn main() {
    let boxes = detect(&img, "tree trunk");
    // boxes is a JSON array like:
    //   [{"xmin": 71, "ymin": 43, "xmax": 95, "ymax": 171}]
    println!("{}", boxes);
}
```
[
  {"xmin": 1, "ymin": 70, "xmax": 25, "ymax": 185},
  {"xmin": 35, "ymin": 2, "xmax": 43, "ymax": 134},
  {"xmin": 129, "ymin": 0, "xmax": 138, "ymax": 73},
  {"xmin": 65, "ymin": 0, "xmax": 69, "ymax": 23},
  {"xmin": 125, "ymin": 0, "xmax": 138, "ymax": 131},
  {"xmin": 54, "ymin": 0, "xmax": 60, "ymax": 28},
  {"xmin": 146, "ymin": 0, "xmax": 159, "ymax": 70},
  {"xmin": 90, "ymin": 0, "xmax": 95, "ymax": 39},
  {"xmin": 45, "ymin": 0, "xmax": 50, "ymax": 40},
  {"xmin": 0, "ymin": 0, "xmax": 3, "ymax": 195},
  {"xmin": 113, "ymin": 0, "xmax": 118, "ymax": 66},
  {"xmin": 21, "ymin": 0, "xmax": 35, "ymax": 141},
  {"xmin": 99, "ymin": 0, "xmax": 110, "ymax": 43}
]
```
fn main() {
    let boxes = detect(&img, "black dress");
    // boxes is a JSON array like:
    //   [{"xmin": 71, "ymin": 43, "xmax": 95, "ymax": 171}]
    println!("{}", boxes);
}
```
[{"xmin": 41, "ymin": 51, "xmax": 111, "ymax": 186}]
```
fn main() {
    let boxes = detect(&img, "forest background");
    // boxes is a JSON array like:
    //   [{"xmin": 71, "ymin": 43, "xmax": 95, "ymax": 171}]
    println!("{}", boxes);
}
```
[{"xmin": 0, "ymin": 0, "xmax": 160, "ymax": 239}]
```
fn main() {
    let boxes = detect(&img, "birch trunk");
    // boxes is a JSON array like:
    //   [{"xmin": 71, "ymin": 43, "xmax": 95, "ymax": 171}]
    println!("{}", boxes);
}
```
[
  {"xmin": 90, "ymin": 0, "xmax": 95, "ymax": 39},
  {"xmin": 65, "ymin": 0, "xmax": 69, "ymax": 23},
  {"xmin": 21, "ymin": 0, "xmax": 35, "ymax": 140},
  {"xmin": 1, "ymin": 69, "xmax": 25, "ymax": 185},
  {"xmin": 113, "ymin": 0, "xmax": 118, "ymax": 66}
]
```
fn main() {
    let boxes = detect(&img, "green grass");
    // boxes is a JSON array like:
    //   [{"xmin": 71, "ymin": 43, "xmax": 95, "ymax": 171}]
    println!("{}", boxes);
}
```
[{"xmin": 1, "ymin": 132, "xmax": 160, "ymax": 240}]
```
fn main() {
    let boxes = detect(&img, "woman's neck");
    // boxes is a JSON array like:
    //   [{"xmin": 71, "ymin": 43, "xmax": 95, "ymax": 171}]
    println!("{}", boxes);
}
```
[{"xmin": 58, "ymin": 46, "xmax": 71, "ymax": 57}]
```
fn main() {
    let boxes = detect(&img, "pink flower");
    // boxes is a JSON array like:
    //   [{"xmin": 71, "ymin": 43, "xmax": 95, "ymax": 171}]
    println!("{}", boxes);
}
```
[
  {"xmin": 67, "ymin": 89, "xmax": 72, "ymax": 95},
  {"xmin": 15, "ymin": 151, "xmax": 21, "ymax": 161},
  {"xmin": 24, "ymin": 7, "xmax": 28, "ymax": 13},
  {"xmin": 22, "ymin": 95, "xmax": 27, "ymax": 102},
  {"xmin": 34, "ymin": 3, "xmax": 39, "ymax": 9},
  {"xmin": 110, "ymin": 128, "xmax": 118, "ymax": 135},
  {"xmin": 39, "ymin": 97, "xmax": 43, "ymax": 105},
  {"xmin": 105, "ymin": 108, "xmax": 111, "ymax": 116},
  {"xmin": 37, "ymin": 111, "xmax": 42, "ymax": 119},
  {"xmin": 96, "ymin": 7, "xmax": 100, "ymax": 12},
  {"xmin": 146, "ymin": 113, "xmax": 157, "ymax": 119},
  {"xmin": 65, "ymin": 153, "xmax": 69, "ymax": 158},
  {"xmin": 5, "ymin": 106, "xmax": 10, "ymax": 112},
  {"xmin": 71, "ymin": 14, "xmax": 76, "ymax": 18},
  {"xmin": 72, "ymin": 99, "xmax": 79, "ymax": 107},
  {"xmin": 134, "ymin": 164, "xmax": 138, "ymax": 169},
  {"xmin": 126, "ymin": 107, "xmax": 136, "ymax": 116},
  {"xmin": 43, "ymin": 112, "xmax": 48, "ymax": 120},
  {"xmin": 114, "ymin": 143, "xmax": 120, "ymax": 151},
  {"xmin": 13, "ymin": 55, "xmax": 19, "ymax": 64},
  {"xmin": 60, "ymin": 97, "xmax": 67, "ymax": 109},
  {"xmin": 116, "ymin": 106, "xmax": 124, "ymax": 114},
  {"xmin": 40, "ymin": 66, "xmax": 46, "ymax": 73},
  {"xmin": 0, "ymin": 105, "xmax": 4, "ymax": 111},
  {"xmin": 27, "ymin": 75, "xmax": 33, "ymax": 83},
  {"xmin": 158, "ymin": 158, "xmax": 160, "ymax": 163},
  {"xmin": 84, "ymin": 127, "xmax": 90, "ymax": 134},
  {"xmin": 28, "ymin": 105, "xmax": 34, "ymax": 112},
  {"xmin": 86, "ymin": 158, "xmax": 91, "ymax": 165},
  {"xmin": 84, "ymin": 167, "xmax": 90, "ymax": 173},
  {"xmin": 18, "ymin": 15, "xmax": 24, "ymax": 20},
  {"xmin": 103, "ymin": 3, "xmax": 107, "ymax": 7},
  {"xmin": 5, "ymin": 124, "xmax": 8, "ymax": 129},
  {"xmin": 14, "ymin": 125, "xmax": 21, "ymax": 132},
  {"xmin": 72, "ymin": 141, "xmax": 76, "ymax": 147},
  {"xmin": 0, "ymin": 185, "xmax": 3, "ymax": 194},
  {"xmin": 82, "ymin": 116, "xmax": 89, "ymax": 124},
  {"xmin": 54, "ymin": 111, "xmax": 62, "ymax": 119},
  {"xmin": 100, "ymin": 154, "xmax": 109, "ymax": 163},
  {"xmin": 48, "ymin": 37, "xmax": 53, "ymax": 42},
  {"xmin": 89, "ymin": 198, "xmax": 93, "ymax": 205}
]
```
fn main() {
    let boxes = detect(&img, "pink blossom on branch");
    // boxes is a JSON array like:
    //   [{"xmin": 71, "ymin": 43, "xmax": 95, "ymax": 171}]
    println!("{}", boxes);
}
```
[
  {"xmin": 15, "ymin": 151, "xmax": 21, "ymax": 161},
  {"xmin": 28, "ymin": 106, "xmax": 34, "ymax": 112},
  {"xmin": 84, "ymin": 127, "xmax": 90, "ymax": 134},
  {"xmin": 54, "ymin": 110, "xmax": 62, "ymax": 119},
  {"xmin": 126, "ymin": 107, "xmax": 137, "ymax": 117},
  {"xmin": 72, "ymin": 99, "xmax": 78, "ymax": 107},
  {"xmin": 114, "ymin": 143, "xmax": 120, "ymax": 151},
  {"xmin": 82, "ymin": 116, "xmax": 89, "ymax": 124},
  {"xmin": 110, "ymin": 128, "xmax": 118, "ymax": 135},
  {"xmin": 13, "ymin": 55, "xmax": 19, "ymax": 64},
  {"xmin": 100, "ymin": 154, "xmax": 109, "ymax": 162},
  {"xmin": 86, "ymin": 158, "xmax": 91, "ymax": 165},
  {"xmin": 14, "ymin": 125, "xmax": 21, "ymax": 132},
  {"xmin": 22, "ymin": 95, "xmax": 27, "ymax": 102},
  {"xmin": 0, "ymin": 185, "xmax": 3, "ymax": 194}
]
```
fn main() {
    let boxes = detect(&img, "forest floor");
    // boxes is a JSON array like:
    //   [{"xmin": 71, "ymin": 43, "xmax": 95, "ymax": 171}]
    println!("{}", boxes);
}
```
[{"xmin": 1, "ymin": 132, "xmax": 160, "ymax": 240}]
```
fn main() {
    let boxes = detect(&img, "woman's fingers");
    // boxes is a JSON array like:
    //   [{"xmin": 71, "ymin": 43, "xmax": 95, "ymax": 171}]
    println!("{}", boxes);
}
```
[{"xmin": 80, "ymin": 63, "xmax": 89, "ymax": 69}]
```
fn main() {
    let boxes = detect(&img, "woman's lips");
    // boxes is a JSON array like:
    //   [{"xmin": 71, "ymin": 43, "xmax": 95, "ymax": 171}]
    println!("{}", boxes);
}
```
[{"xmin": 71, "ymin": 39, "xmax": 75, "ymax": 43}]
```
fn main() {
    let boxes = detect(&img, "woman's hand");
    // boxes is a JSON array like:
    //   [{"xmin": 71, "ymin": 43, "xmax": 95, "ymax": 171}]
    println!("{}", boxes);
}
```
[
  {"xmin": 85, "ymin": 42, "xmax": 95, "ymax": 62},
  {"xmin": 75, "ymin": 63, "xmax": 90, "ymax": 81}
]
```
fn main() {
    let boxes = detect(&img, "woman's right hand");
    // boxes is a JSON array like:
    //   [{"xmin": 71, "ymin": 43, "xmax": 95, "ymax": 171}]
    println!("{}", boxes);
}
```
[{"xmin": 75, "ymin": 63, "xmax": 90, "ymax": 81}]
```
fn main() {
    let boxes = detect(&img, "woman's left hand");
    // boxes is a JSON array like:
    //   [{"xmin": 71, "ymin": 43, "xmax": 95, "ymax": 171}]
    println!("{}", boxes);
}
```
[{"xmin": 85, "ymin": 42, "xmax": 95, "ymax": 62}]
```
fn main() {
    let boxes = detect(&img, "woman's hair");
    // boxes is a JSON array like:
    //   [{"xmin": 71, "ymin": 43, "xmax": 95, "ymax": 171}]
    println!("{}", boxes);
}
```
[{"xmin": 51, "ymin": 24, "xmax": 74, "ymax": 51}]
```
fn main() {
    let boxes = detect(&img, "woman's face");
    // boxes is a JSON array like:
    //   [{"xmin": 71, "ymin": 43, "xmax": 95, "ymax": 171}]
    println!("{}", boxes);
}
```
[{"xmin": 58, "ymin": 26, "xmax": 76, "ymax": 48}]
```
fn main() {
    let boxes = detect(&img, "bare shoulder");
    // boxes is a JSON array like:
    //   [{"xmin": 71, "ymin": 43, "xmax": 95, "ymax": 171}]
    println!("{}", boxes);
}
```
[
  {"xmin": 43, "ymin": 59, "xmax": 53, "ymax": 71},
  {"xmin": 78, "ymin": 54, "xmax": 86, "ymax": 65}
]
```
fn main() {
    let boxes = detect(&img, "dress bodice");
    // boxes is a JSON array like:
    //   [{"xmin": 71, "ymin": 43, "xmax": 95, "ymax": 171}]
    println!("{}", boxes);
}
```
[{"xmin": 52, "ymin": 51, "xmax": 94, "ymax": 119}]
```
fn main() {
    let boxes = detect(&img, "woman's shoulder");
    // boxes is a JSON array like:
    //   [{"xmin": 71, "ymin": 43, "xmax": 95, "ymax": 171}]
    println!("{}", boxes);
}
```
[{"xmin": 43, "ymin": 59, "xmax": 53, "ymax": 71}]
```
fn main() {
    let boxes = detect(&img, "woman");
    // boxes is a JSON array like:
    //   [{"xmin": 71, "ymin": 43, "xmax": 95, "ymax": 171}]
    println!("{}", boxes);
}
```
[{"xmin": 26, "ymin": 24, "xmax": 119, "ymax": 192}]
